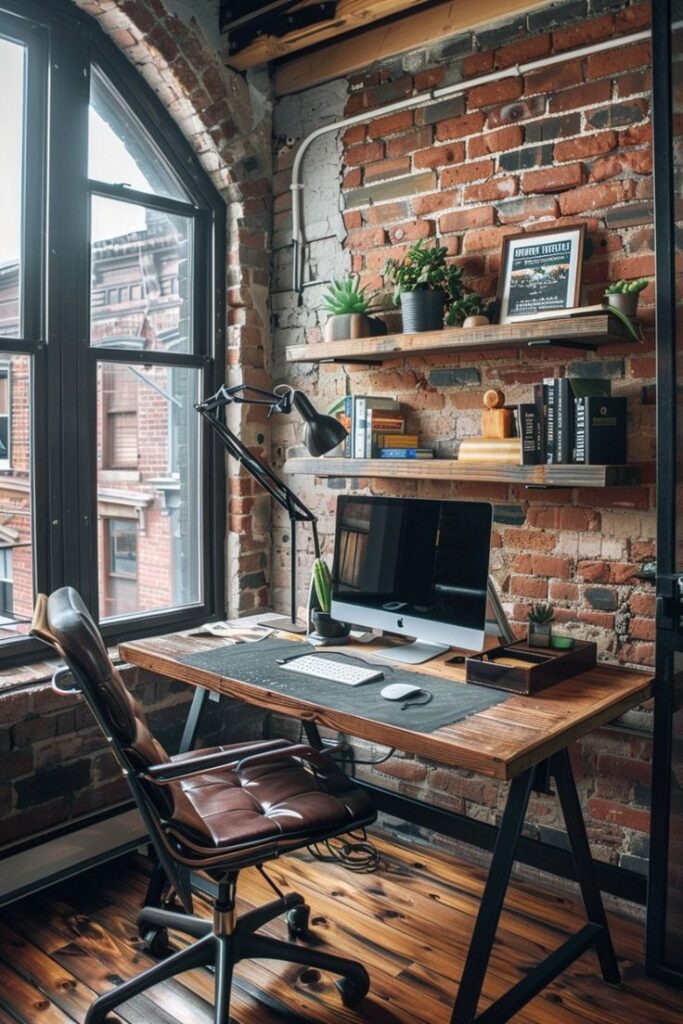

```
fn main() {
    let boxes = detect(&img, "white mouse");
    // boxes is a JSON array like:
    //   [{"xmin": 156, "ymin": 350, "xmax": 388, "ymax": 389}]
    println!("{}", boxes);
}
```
[{"xmin": 380, "ymin": 682, "xmax": 424, "ymax": 701}]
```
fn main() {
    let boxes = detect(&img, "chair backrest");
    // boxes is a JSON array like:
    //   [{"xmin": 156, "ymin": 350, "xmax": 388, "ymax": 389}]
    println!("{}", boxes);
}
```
[{"xmin": 32, "ymin": 588, "xmax": 169, "ymax": 774}]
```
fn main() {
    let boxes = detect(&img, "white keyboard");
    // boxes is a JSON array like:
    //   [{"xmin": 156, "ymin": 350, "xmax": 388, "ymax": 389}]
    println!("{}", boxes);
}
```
[{"xmin": 281, "ymin": 655, "xmax": 383, "ymax": 686}]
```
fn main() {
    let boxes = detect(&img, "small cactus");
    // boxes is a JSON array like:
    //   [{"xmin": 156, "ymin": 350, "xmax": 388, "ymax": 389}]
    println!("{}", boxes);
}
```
[
  {"xmin": 527, "ymin": 602, "xmax": 554, "ymax": 624},
  {"xmin": 604, "ymin": 278, "xmax": 648, "ymax": 295},
  {"xmin": 313, "ymin": 558, "xmax": 332, "ymax": 613}
]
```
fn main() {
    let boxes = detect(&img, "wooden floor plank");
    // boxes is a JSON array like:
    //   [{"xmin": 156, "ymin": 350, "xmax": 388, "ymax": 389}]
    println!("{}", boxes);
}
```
[{"xmin": 1, "ymin": 831, "xmax": 680, "ymax": 1024}]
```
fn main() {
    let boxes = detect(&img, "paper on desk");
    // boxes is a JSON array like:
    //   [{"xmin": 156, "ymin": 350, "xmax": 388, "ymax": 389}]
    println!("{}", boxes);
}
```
[{"xmin": 190, "ymin": 622, "xmax": 274, "ymax": 643}]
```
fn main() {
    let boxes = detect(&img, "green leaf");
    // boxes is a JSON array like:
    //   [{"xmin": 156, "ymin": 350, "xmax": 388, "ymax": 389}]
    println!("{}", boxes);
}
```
[{"xmin": 603, "ymin": 302, "xmax": 641, "ymax": 341}]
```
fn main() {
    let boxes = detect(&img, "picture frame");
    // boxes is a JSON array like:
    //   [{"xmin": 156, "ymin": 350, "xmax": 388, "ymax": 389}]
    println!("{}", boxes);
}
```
[{"xmin": 496, "ymin": 224, "xmax": 586, "ymax": 324}]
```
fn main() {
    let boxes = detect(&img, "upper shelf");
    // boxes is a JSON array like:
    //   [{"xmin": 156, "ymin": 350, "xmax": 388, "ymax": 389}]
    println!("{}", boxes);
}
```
[{"xmin": 285, "ymin": 313, "xmax": 638, "ymax": 364}]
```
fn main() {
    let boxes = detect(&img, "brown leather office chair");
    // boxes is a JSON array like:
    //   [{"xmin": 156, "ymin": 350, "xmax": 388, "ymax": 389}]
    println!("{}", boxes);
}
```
[{"xmin": 32, "ymin": 588, "xmax": 376, "ymax": 1024}]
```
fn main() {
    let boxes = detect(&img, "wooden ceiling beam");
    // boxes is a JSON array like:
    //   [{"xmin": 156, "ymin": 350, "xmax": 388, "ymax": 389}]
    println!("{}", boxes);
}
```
[
  {"xmin": 223, "ymin": 0, "xmax": 423, "ymax": 71},
  {"xmin": 274, "ymin": 0, "xmax": 550, "ymax": 96}
]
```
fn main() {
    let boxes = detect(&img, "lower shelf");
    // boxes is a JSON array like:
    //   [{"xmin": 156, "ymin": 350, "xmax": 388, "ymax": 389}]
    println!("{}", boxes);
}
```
[{"xmin": 284, "ymin": 457, "xmax": 642, "ymax": 487}]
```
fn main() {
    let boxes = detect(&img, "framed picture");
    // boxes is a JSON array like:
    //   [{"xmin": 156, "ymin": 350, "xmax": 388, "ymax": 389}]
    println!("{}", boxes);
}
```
[{"xmin": 497, "ymin": 224, "xmax": 586, "ymax": 324}]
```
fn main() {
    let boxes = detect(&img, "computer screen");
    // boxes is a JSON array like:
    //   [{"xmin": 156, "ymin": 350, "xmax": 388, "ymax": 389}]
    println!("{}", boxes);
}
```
[{"xmin": 330, "ymin": 496, "xmax": 492, "ymax": 658}]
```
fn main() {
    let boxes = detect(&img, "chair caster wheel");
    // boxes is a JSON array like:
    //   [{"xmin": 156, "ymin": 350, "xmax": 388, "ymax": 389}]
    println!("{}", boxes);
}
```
[
  {"xmin": 336, "ymin": 969, "xmax": 370, "ymax": 1008},
  {"xmin": 141, "ymin": 927, "xmax": 169, "ymax": 957},
  {"xmin": 287, "ymin": 904, "xmax": 310, "ymax": 939}
]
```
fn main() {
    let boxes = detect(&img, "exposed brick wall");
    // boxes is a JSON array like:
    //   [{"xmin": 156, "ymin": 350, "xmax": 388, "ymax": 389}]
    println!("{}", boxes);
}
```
[{"xmin": 271, "ymin": 0, "xmax": 655, "ymax": 874}]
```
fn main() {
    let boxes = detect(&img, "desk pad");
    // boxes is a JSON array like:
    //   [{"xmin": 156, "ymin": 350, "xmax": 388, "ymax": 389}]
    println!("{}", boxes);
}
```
[{"xmin": 179, "ymin": 638, "xmax": 506, "ymax": 733}]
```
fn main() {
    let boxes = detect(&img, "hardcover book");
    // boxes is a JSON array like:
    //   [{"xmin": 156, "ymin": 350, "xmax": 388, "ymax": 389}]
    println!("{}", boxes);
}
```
[
  {"xmin": 517, "ymin": 403, "xmax": 542, "ymax": 465},
  {"xmin": 575, "ymin": 396, "xmax": 627, "ymax": 464}
]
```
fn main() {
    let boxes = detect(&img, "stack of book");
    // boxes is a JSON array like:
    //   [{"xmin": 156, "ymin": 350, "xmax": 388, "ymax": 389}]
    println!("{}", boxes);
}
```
[
  {"xmin": 341, "ymin": 395, "xmax": 434, "ymax": 459},
  {"xmin": 519, "ymin": 377, "xmax": 626, "ymax": 465}
]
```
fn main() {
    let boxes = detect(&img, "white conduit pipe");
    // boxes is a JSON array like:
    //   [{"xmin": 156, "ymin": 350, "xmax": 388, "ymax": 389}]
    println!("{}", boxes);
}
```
[{"xmin": 290, "ymin": 26, "xmax": 651, "ymax": 294}]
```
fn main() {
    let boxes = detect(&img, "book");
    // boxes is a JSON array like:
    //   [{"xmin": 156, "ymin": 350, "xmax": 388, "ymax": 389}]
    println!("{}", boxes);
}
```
[
  {"xmin": 378, "ymin": 448, "xmax": 434, "ymax": 459},
  {"xmin": 532, "ymin": 382, "xmax": 546, "ymax": 462},
  {"xmin": 376, "ymin": 433, "xmax": 420, "ymax": 448},
  {"xmin": 517, "ymin": 403, "xmax": 542, "ymax": 465},
  {"xmin": 543, "ymin": 378, "xmax": 555, "ymax": 464},
  {"xmin": 458, "ymin": 437, "xmax": 521, "ymax": 464},
  {"xmin": 556, "ymin": 377, "xmax": 611, "ymax": 464},
  {"xmin": 575, "ymin": 396, "xmax": 627, "ymax": 464},
  {"xmin": 352, "ymin": 396, "xmax": 399, "ymax": 458}
]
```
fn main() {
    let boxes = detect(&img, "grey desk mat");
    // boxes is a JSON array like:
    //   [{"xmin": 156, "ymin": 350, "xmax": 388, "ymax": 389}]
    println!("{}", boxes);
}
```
[{"xmin": 178, "ymin": 638, "xmax": 506, "ymax": 733}]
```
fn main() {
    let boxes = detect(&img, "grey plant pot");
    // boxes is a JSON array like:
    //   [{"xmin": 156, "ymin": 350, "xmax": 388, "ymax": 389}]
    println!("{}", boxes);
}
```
[
  {"xmin": 528, "ymin": 621, "xmax": 552, "ymax": 648},
  {"xmin": 311, "ymin": 610, "xmax": 350, "ymax": 640},
  {"xmin": 400, "ymin": 289, "xmax": 445, "ymax": 333},
  {"xmin": 606, "ymin": 292, "xmax": 639, "ymax": 318},
  {"xmin": 324, "ymin": 313, "xmax": 387, "ymax": 343}
]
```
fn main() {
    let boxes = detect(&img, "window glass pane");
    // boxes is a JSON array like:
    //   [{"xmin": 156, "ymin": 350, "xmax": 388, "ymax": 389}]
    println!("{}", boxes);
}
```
[
  {"xmin": 90, "ymin": 196, "xmax": 193, "ymax": 353},
  {"xmin": 0, "ymin": 354, "xmax": 33, "ymax": 642},
  {"xmin": 88, "ymin": 68, "xmax": 187, "ymax": 201},
  {"xmin": 0, "ymin": 36, "xmax": 25, "ymax": 339},
  {"xmin": 97, "ymin": 362, "xmax": 202, "ymax": 619}
]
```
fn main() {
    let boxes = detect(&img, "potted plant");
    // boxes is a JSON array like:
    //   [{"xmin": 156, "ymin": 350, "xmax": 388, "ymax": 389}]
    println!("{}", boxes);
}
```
[
  {"xmin": 322, "ymin": 276, "xmax": 387, "ymax": 343},
  {"xmin": 446, "ymin": 291, "xmax": 490, "ymax": 328},
  {"xmin": 604, "ymin": 278, "xmax": 648, "ymax": 318},
  {"xmin": 309, "ymin": 557, "xmax": 350, "ymax": 639},
  {"xmin": 527, "ymin": 602, "xmax": 554, "ymax": 648},
  {"xmin": 385, "ymin": 239, "xmax": 463, "ymax": 333}
]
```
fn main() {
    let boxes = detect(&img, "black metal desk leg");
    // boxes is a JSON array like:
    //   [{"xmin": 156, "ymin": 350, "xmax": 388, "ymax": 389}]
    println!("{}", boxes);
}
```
[
  {"xmin": 551, "ymin": 747, "xmax": 621, "ymax": 985},
  {"xmin": 450, "ymin": 767, "xmax": 536, "ymax": 1024},
  {"xmin": 179, "ymin": 686, "xmax": 211, "ymax": 754},
  {"xmin": 302, "ymin": 720, "xmax": 324, "ymax": 750}
]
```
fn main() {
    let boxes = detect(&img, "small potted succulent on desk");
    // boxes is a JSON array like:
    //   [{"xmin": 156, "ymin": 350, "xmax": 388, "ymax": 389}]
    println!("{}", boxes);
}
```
[
  {"xmin": 385, "ymin": 239, "xmax": 464, "ymax": 333},
  {"xmin": 322, "ymin": 275, "xmax": 386, "ymax": 343},
  {"xmin": 604, "ymin": 278, "xmax": 648, "ymax": 319},
  {"xmin": 309, "ymin": 557, "xmax": 350, "ymax": 640},
  {"xmin": 527, "ymin": 602, "xmax": 554, "ymax": 649}
]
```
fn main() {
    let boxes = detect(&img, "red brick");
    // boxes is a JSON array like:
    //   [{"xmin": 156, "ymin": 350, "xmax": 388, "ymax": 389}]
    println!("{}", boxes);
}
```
[
  {"xmin": 558, "ymin": 181, "xmax": 635, "ymax": 215},
  {"xmin": 553, "ymin": 14, "xmax": 615, "ymax": 52},
  {"xmin": 624, "ymin": 148, "xmax": 653, "ymax": 176},
  {"xmin": 344, "ymin": 226, "xmax": 386, "ymax": 249},
  {"xmin": 512, "ymin": 554, "xmax": 533, "ymax": 574},
  {"xmin": 587, "ymin": 797, "xmax": 649, "ymax": 833},
  {"xmin": 387, "ymin": 221, "xmax": 435, "ymax": 245},
  {"xmin": 631, "ymin": 616, "xmax": 656, "ymax": 641},
  {"xmin": 387, "ymin": 126, "xmax": 433, "ymax": 158},
  {"xmin": 619, "ymin": 123, "xmax": 652, "ymax": 147},
  {"xmin": 468, "ymin": 78, "xmax": 522, "ymax": 111},
  {"xmin": 487, "ymin": 97, "xmax": 545, "ymax": 129},
  {"xmin": 411, "ymin": 191, "xmax": 461, "ymax": 216},
  {"xmin": 463, "ymin": 51, "xmax": 494, "ymax": 77},
  {"xmin": 470, "ymin": 125, "xmax": 524, "ymax": 158},
  {"xmin": 414, "ymin": 141, "xmax": 466, "ymax": 170},
  {"xmin": 510, "ymin": 575, "xmax": 549, "ymax": 599},
  {"xmin": 549, "ymin": 581, "xmax": 580, "ymax": 602},
  {"xmin": 342, "ymin": 124, "xmax": 366, "ymax": 147},
  {"xmin": 436, "ymin": 112, "xmax": 486, "ymax": 142},
  {"xmin": 531, "ymin": 555, "xmax": 572, "ymax": 577},
  {"xmin": 503, "ymin": 530, "xmax": 556, "ymax": 552},
  {"xmin": 609, "ymin": 254, "xmax": 655, "ymax": 281},
  {"xmin": 342, "ymin": 210, "xmax": 362, "ymax": 230},
  {"xmin": 441, "ymin": 159, "xmax": 495, "ymax": 188},
  {"xmin": 610, "ymin": 562, "xmax": 639, "ymax": 584},
  {"xmin": 554, "ymin": 131, "xmax": 618, "ymax": 161},
  {"xmin": 462, "ymin": 225, "xmax": 520, "ymax": 253},
  {"xmin": 578, "ymin": 610, "xmax": 616, "ymax": 629},
  {"xmin": 495, "ymin": 34, "xmax": 551, "ymax": 69},
  {"xmin": 630, "ymin": 355, "xmax": 657, "ymax": 377},
  {"xmin": 586, "ymin": 41, "xmax": 651, "ymax": 80},
  {"xmin": 414, "ymin": 66, "xmax": 446, "ymax": 91},
  {"xmin": 617, "ymin": 69, "xmax": 652, "ymax": 98},
  {"xmin": 363, "ymin": 156, "xmax": 411, "ymax": 182},
  {"xmin": 588, "ymin": 155, "xmax": 625, "ymax": 183},
  {"xmin": 619, "ymin": 641, "xmax": 655, "ymax": 667},
  {"xmin": 597, "ymin": 753, "xmax": 650, "ymax": 786},
  {"xmin": 345, "ymin": 140, "xmax": 384, "ymax": 167},
  {"xmin": 578, "ymin": 560, "xmax": 609, "ymax": 583},
  {"xmin": 522, "ymin": 163, "xmax": 585, "ymax": 194},
  {"xmin": 549, "ymin": 80, "xmax": 612, "ymax": 115},
  {"xmin": 366, "ymin": 201, "xmax": 409, "ymax": 225},
  {"xmin": 342, "ymin": 168, "xmax": 361, "ymax": 189},
  {"xmin": 367, "ymin": 110, "xmax": 414, "ymax": 139},
  {"xmin": 464, "ymin": 177, "xmax": 518, "ymax": 203},
  {"xmin": 439, "ymin": 207, "xmax": 496, "ymax": 233},
  {"xmin": 631, "ymin": 593, "xmax": 656, "ymax": 617},
  {"xmin": 525, "ymin": 60, "xmax": 583, "ymax": 96}
]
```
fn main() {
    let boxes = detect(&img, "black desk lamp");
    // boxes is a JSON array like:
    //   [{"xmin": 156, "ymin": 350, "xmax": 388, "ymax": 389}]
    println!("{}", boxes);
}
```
[{"xmin": 196, "ymin": 384, "xmax": 347, "ymax": 631}]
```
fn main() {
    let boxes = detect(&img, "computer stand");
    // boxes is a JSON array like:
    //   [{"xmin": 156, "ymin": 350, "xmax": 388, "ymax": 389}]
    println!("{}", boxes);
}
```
[{"xmin": 372, "ymin": 578, "xmax": 515, "ymax": 665}]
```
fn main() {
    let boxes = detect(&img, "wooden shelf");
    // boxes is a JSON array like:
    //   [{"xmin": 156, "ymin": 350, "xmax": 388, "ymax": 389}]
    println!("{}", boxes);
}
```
[
  {"xmin": 285, "ymin": 313, "xmax": 638, "ymax": 364},
  {"xmin": 284, "ymin": 457, "xmax": 641, "ymax": 487}
]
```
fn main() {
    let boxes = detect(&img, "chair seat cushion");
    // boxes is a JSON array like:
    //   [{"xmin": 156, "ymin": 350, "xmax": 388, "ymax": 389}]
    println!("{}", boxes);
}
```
[{"xmin": 167, "ymin": 740, "xmax": 375, "ymax": 851}]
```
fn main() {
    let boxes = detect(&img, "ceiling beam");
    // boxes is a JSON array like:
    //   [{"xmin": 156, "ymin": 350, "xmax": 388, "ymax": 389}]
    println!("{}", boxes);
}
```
[
  {"xmin": 223, "ymin": 0, "xmax": 424, "ymax": 71},
  {"xmin": 274, "ymin": 0, "xmax": 550, "ymax": 96}
]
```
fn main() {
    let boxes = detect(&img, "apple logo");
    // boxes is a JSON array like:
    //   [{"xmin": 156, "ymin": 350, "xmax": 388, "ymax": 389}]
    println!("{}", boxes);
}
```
[{"xmin": 397, "ymin": 617, "xmax": 404, "ymax": 628}]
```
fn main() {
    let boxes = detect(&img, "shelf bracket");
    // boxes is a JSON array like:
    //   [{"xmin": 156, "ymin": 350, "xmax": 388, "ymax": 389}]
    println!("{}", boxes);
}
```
[
  {"xmin": 527, "ymin": 339, "xmax": 599, "ymax": 352},
  {"xmin": 319, "ymin": 357, "xmax": 378, "ymax": 366}
]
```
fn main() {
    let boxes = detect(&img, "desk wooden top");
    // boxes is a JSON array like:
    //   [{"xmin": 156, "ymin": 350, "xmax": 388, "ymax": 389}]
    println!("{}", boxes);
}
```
[{"xmin": 120, "ymin": 633, "xmax": 654, "ymax": 781}]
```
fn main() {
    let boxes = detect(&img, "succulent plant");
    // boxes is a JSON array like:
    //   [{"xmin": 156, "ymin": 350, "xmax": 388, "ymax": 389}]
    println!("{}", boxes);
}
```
[
  {"xmin": 446, "ymin": 291, "xmax": 488, "ymax": 327},
  {"xmin": 312, "ymin": 558, "xmax": 332, "ymax": 613},
  {"xmin": 604, "ymin": 278, "xmax": 649, "ymax": 295},
  {"xmin": 527, "ymin": 602, "xmax": 555, "ymax": 624},
  {"xmin": 322, "ymin": 276, "xmax": 369, "ymax": 316}
]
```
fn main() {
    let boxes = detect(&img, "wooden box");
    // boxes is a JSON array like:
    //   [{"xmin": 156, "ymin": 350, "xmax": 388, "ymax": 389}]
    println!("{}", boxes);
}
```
[{"xmin": 465, "ymin": 639, "xmax": 597, "ymax": 695}]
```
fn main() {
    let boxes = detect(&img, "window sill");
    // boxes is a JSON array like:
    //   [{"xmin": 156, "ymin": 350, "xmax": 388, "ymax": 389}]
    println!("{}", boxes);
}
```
[{"xmin": 0, "ymin": 644, "xmax": 124, "ymax": 693}]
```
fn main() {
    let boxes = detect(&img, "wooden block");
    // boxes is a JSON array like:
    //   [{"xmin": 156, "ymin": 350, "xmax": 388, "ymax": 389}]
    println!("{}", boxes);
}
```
[{"xmin": 482, "ymin": 407, "xmax": 514, "ymax": 439}]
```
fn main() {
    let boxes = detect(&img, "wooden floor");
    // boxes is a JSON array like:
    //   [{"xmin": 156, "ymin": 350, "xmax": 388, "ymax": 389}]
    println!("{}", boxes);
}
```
[{"xmin": 0, "ymin": 830, "xmax": 680, "ymax": 1024}]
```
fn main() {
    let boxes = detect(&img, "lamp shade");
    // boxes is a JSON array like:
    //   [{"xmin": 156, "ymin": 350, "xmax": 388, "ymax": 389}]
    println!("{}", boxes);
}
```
[{"xmin": 292, "ymin": 390, "xmax": 348, "ymax": 457}]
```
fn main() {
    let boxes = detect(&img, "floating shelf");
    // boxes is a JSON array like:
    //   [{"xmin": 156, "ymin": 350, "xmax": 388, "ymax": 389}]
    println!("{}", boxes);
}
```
[
  {"xmin": 284, "ymin": 457, "xmax": 641, "ymax": 488},
  {"xmin": 285, "ymin": 313, "xmax": 638, "ymax": 364}
]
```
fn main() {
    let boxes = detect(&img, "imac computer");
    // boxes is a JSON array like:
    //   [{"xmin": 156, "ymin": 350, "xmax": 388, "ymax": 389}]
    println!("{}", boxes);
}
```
[{"xmin": 331, "ymin": 495, "xmax": 493, "ymax": 664}]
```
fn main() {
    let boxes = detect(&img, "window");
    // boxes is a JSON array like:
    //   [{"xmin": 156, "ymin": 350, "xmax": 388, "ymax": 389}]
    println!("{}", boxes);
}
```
[{"xmin": 0, "ymin": 0, "xmax": 225, "ymax": 661}]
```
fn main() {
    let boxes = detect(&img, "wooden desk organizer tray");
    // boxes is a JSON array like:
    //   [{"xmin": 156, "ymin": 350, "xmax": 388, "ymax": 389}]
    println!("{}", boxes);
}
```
[{"xmin": 465, "ymin": 639, "xmax": 597, "ymax": 695}]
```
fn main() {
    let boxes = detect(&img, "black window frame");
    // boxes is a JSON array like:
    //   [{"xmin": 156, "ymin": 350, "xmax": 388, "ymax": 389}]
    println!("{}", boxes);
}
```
[{"xmin": 0, "ymin": 0, "xmax": 226, "ymax": 666}]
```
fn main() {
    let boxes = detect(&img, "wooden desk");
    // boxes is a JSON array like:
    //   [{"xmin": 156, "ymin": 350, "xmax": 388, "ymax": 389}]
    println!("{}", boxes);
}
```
[{"xmin": 121, "ymin": 632, "xmax": 653, "ymax": 1024}]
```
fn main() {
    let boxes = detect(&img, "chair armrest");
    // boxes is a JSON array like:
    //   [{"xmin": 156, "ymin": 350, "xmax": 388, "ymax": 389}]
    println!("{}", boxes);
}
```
[
  {"xmin": 142, "ymin": 739, "xmax": 293, "ymax": 785},
  {"xmin": 235, "ymin": 744, "xmax": 334, "ymax": 775}
]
